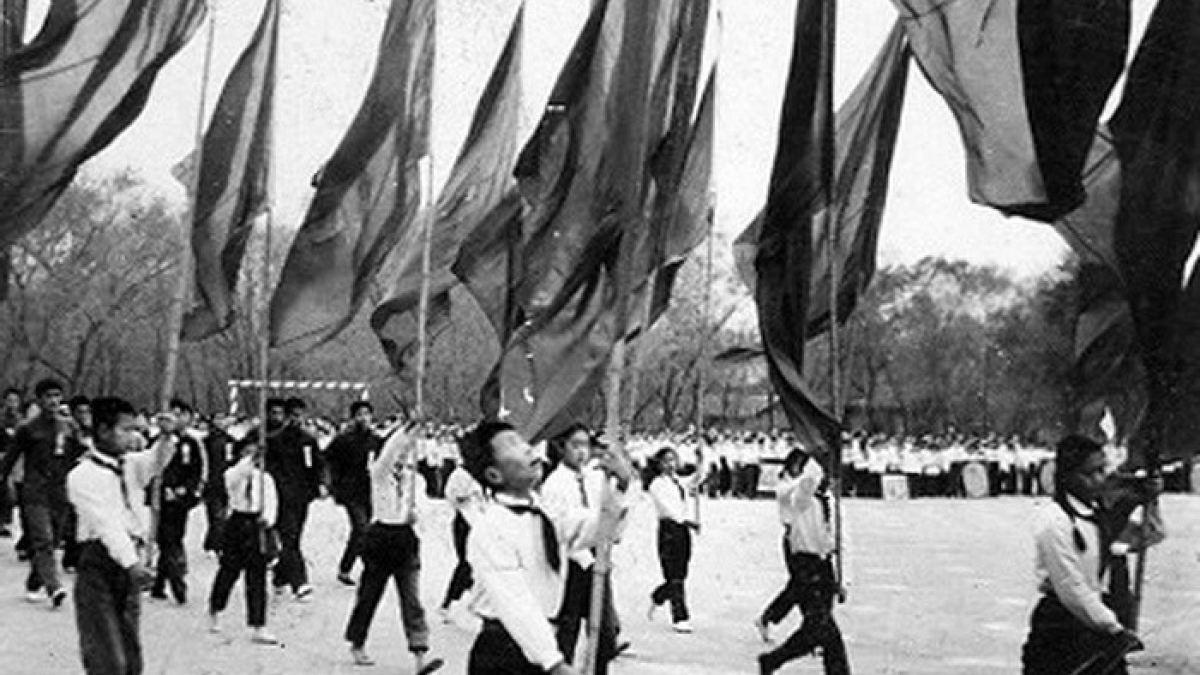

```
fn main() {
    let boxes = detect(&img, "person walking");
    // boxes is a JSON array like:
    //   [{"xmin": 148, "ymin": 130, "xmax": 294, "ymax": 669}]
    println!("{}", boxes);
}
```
[
  {"xmin": 325, "ymin": 401, "xmax": 379, "ymax": 586},
  {"xmin": 646, "ymin": 447, "xmax": 701, "ymax": 633}
]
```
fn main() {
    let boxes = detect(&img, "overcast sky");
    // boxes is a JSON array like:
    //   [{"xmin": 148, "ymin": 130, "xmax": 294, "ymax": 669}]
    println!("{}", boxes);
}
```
[{"xmin": 38, "ymin": 0, "xmax": 1159, "ymax": 279}]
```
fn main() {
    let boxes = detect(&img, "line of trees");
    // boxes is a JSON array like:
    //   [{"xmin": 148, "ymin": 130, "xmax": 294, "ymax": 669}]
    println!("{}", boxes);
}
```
[{"xmin": 2, "ymin": 171, "xmax": 1099, "ymax": 440}]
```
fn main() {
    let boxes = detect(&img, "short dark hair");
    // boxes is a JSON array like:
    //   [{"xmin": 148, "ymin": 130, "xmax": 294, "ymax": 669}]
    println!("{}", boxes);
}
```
[
  {"xmin": 34, "ymin": 378, "xmax": 64, "ymax": 398},
  {"xmin": 91, "ymin": 397, "xmax": 137, "ymax": 432},
  {"xmin": 1054, "ymin": 434, "xmax": 1104, "ymax": 499},
  {"xmin": 266, "ymin": 397, "xmax": 287, "ymax": 412},
  {"xmin": 3, "ymin": 387, "xmax": 21, "ymax": 399},
  {"xmin": 168, "ymin": 398, "xmax": 193, "ymax": 415},
  {"xmin": 68, "ymin": 395, "xmax": 91, "ymax": 410},
  {"xmin": 349, "ymin": 400, "xmax": 373, "ymax": 417},
  {"xmin": 459, "ymin": 420, "xmax": 515, "ymax": 487},
  {"xmin": 285, "ymin": 397, "xmax": 307, "ymax": 414},
  {"xmin": 547, "ymin": 422, "xmax": 589, "ymax": 466},
  {"xmin": 232, "ymin": 434, "xmax": 259, "ymax": 457}
]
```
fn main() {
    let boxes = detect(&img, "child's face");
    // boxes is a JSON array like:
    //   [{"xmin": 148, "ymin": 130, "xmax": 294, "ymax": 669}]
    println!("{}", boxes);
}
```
[
  {"xmin": 561, "ymin": 430, "xmax": 591, "ymax": 471},
  {"xmin": 487, "ymin": 430, "xmax": 543, "ymax": 493}
]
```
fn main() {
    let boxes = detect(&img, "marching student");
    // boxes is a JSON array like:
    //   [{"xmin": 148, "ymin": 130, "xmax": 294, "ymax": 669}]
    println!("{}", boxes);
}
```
[
  {"xmin": 646, "ymin": 446, "xmax": 702, "ymax": 633},
  {"xmin": 325, "ymin": 400, "xmax": 380, "ymax": 586},
  {"xmin": 755, "ymin": 448, "xmax": 851, "ymax": 675},
  {"xmin": 540, "ymin": 423, "xmax": 622, "ymax": 671},
  {"xmin": 67, "ymin": 397, "xmax": 152, "ymax": 674},
  {"xmin": 342, "ymin": 422, "xmax": 444, "ymax": 674},
  {"xmin": 149, "ymin": 401, "xmax": 205, "ymax": 604},
  {"xmin": 263, "ymin": 397, "xmax": 323, "ymax": 600},
  {"xmin": 438, "ymin": 459, "xmax": 484, "ymax": 618},
  {"xmin": 1021, "ymin": 435, "xmax": 1144, "ymax": 675},
  {"xmin": 0, "ymin": 378, "xmax": 71, "ymax": 606},
  {"xmin": 458, "ymin": 420, "xmax": 626, "ymax": 675},
  {"xmin": 207, "ymin": 435, "xmax": 279, "ymax": 645}
]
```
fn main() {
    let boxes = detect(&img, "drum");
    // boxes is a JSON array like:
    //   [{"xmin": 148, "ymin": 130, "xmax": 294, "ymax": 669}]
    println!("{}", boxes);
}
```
[
  {"xmin": 881, "ymin": 474, "xmax": 909, "ymax": 501},
  {"xmin": 961, "ymin": 461, "xmax": 989, "ymax": 499}
]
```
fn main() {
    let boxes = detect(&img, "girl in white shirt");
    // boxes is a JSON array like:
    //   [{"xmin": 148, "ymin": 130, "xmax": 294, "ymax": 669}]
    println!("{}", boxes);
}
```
[{"xmin": 646, "ymin": 447, "xmax": 699, "ymax": 633}]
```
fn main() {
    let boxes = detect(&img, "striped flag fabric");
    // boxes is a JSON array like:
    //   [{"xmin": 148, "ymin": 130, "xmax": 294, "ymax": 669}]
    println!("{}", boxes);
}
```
[
  {"xmin": 269, "ymin": 0, "xmax": 434, "ymax": 350},
  {"xmin": 0, "ymin": 0, "xmax": 208, "ymax": 295},
  {"xmin": 181, "ymin": 0, "xmax": 279, "ymax": 341}
]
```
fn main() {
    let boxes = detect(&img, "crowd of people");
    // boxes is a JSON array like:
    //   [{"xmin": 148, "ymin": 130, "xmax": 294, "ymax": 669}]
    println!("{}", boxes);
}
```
[{"xmin": 0, "ymin": 380, "xmax": 1164, "ymax": 675}]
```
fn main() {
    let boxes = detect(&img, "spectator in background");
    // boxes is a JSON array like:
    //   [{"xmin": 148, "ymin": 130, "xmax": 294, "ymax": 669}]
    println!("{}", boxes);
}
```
[{"xmin": 0, "ymin": 387, "xmax": 24, "ymax": 537}]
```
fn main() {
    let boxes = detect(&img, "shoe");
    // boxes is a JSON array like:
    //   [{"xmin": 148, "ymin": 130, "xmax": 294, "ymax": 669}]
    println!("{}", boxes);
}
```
[
  {"xmin": 50, "ymin": 588, "xmax": 68, "ymax": 609},
  {"xmin": 350, "ymin": 646, "xmax": 375, "ymax": 666},
  {"xmin": 753, "ymin": 617, "xmax": 771, "ymax": 643},
  {"xmin": 24, "ymin": 591, "xmax": 41, "ymax": 603},
  {"xmin": 294, "ymin": 584, "xmax": 314, "ymax": 602},
  {"xmin": 416, "ymin": 656, "xmax": 445, "ymax": 675},
  {"xmin": 251, "ymin": 628, "xmax": 279, "ymax": 645},
  {"xmin": 208, "ymin": 613, "xmax": 221, "ymax": 634},
  {"xmin": 614, "ymin": 640, "xmax": 632, "ymax": 658},
  {"xmin": 337, "ymin": 572, "xmax": 355, "ymax": 586},
  {"xmin": 673, "ymin": 620, "xmax": 694, "ymax": 633}
]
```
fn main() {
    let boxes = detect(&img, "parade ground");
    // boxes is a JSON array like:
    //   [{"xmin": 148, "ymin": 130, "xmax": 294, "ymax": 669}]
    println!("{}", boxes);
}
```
[{"xmin": 1, "ymin": 494, "xmax": 1197, "ymax": 675}]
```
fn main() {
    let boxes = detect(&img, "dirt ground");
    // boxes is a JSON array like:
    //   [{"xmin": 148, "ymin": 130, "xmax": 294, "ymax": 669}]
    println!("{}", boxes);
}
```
[{"xmin": 1, "ymin": 493, "xmax": 1197, "ymax": 674}]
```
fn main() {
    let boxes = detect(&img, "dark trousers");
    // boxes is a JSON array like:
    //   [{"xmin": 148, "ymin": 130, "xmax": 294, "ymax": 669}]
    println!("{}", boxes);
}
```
[
  {"xmin": 62, "ymin": 505, "xmax": 81, "ymax": 570},
  {"xmin": 469, "ymin": 619, "xmax": 546, "ymax": 675},
  {"xmin": 441, "ymin": 513, "xmax": 473, "ymax": 608},
  {"xmin": 338, "ymin": 500, "xmax": 371, "ymax": 577},
  {"xmin": 208, "ymin": 513, "xmax": 269, "ymax": 627},
  {"xmin": 650, "ymin": 520, "xmax": 691, "ymax": 622},
  {"xmin": 0, "ymin": 477, "xmax": 13, "ymax": 527},
  {"xmin": 556, "ymin": 560, "xmax": 618, "ymax": 672},
  {"xmin": 153, "ymin": 504, "xmax": 190, "ymax": 602},
  {"xmin": 201, "ymin": 492, "xmax": 227, "ymax": 553},
  {"xmin": 343, "ymin": 523, "xmax": 429, "ymax": 652},
  {"xmin": 24, "ymin": 500, "xmax": 65, "ymax": 594},
  {"xmin": 273, "ymin": 499, "xmax": 310, "ymax": 591},
  {"xmin": 75, "ymin": 542, "xmax": 142, "ymax": 675},
  {"xmin": 1023, "ymin": 595, "xmax": 1130, "ymax": 675},
  {"xmin": 760, "ymin": 549, "xmax": 851, "ymax": 675}
]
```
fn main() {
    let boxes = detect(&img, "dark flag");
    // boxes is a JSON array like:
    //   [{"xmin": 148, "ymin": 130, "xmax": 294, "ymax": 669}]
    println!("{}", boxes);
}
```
[
  {"xmin": 0, "ymin": 0, "xmax": 27, "ymax": 299},
  {"xmin": 748, "ymin": 0, "xmax": 840, "ymax": 456},
  {"xmin": 891, "ymin": 0, "xmax": 1129, "ymax": 221},
  {"xmin": 736, "ymin": 22, "xmax": 909, "ymax": 338},
  {"xmin": 269, "ymin": 0, "xmax": 434, "ymax": 349},
  {"xmin": 482, "ymin": 0, "xmax": 687, "ymax": 441},
  {"xmin": 181, "ymin": 0, "xmax": 279, "ymax": 341},
  {"xmin": 1110, "ymin": 0, "xmax": 1200, "ymax": 463},
  {"xmin": 0, "ymin": 0, "xmax": 208, "ymax": 296},
  {"xmin": 370, "ymin": 5, "xmax": 523, "ymax": 374},
  {"xmin": 1049, "ymin": 131, "xmax": 1144, "ymax": 440}
]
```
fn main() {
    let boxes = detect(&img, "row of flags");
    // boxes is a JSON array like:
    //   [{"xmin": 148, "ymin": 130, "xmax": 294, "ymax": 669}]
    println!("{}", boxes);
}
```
[{"xmin": 2, "ymin": 0, "xmax": 1198, "ymax": 463}]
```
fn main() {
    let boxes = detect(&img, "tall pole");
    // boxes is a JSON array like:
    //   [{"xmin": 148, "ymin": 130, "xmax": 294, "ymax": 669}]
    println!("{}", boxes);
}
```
[
  {"xmin": 161, "ymin": 12, "xmax": 218, "ymax": 410},
  {"xmin": 413, "ymin": 157, "xmax": 435, "ymax": 421},
  {"xmin": 822, "ymin": 0, "xmax": 845, "ymax": 591}
]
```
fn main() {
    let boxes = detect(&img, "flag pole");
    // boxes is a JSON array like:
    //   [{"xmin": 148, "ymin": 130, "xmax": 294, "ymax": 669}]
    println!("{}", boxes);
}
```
[
  {"xmin": 821, "ymin": 0, "xmax": 845, "ymax": 593},
  {"xmin": 160, "ymin": 8, "xmax": 217, "ymax": 410},
  {"xmin": 258, "ymin": 0, "xmax": 282, "ymax": 489},
  {"xmin": 694, "ymin": 194, "xmax": 716, "ymax": 527},
  {"xmin": 414, "ymin": 156, "xmax": 435, "ymax": 421}
]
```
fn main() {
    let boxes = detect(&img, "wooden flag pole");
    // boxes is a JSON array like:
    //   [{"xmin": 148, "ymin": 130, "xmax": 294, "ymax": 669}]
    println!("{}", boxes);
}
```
[
  {"xmin": 821, "ymin": 0, "xmax": 845, "ymax": 593},
  {"xmin": 694, "ymin": 194, "xmax": 716, "ymax": 528},
  {"xmin": 413, "ymin": 157, "xmax": 435, "ymax": 421},
  {"xmin": 257, "ymin": 0, "xmax": 281, "ymax": 487},
  {"xmin": 160, "ymin": 9, "xmax": 218, "ymax": 410}
]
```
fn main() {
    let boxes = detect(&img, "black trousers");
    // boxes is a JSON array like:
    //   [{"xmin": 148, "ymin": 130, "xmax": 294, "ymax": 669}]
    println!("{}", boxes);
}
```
[
  {"xmin": 760, "ymin": 549, "xmax": 851, "ymax": 675},
  {"xmin": 650, "ymin": 520, "xmax": 691, "ymax": 622},
  {"xmin": 337, "ymin": 500, "xmax": 371, "ymax": 577},
  {"xmin": 208, "ymin": 513, "xmax": 269, "ymax": 627},
  {"xmin": 556, "ymin": 559, "xmax": 618, "ymax": 672},
  {"xmin": 1023, "ymin": 595, "xmax": 1130, "ymax": 675},
  {"xmin": 24, "ymin": 499, "xmax": 65, "ymax": 594},
  {"xmin": 469, "ymin": 619, "xmax": 547, "ymax": 675},
  {"xmin": 153, "ymin": 504, "xmax": 190, "ymax": 602},
  {"xmin": 201, "ymin": 491, "xmax": 227, "ymax": 553},
  {"xmin": 343, "ymin": 523, "xmax": 429, "ymax": 652},
  {"xmin": 273, "ymin": 499, "xmax": 310, "ymax": 591},
  {"xmin": 75, "ymin": 542, "xmax": 142, "ymax": 675},
  {"xmin": 441, "ymin": 512, "xmax": 473, "ymax": 608}
]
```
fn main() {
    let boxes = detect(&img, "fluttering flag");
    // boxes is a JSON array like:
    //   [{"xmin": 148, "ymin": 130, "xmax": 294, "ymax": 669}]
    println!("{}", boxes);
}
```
[
  {"xmin": 479, "ymin": 0, "xmax": 700, "ymax": 442},
  {"xmin": 747, "ymin": 0, "xmax": 840, "ymax": 456},
  {"xmin": 1110, "ymin": 0, "xmax": 1200, "ymax": 464},
  {"xmin": 0, "ymin": 0, "xmax": 27, "ymax": 300},
  {"xmin": 735, "ymin": 22, "xmax": 909, "ymax": 339},
  {"xmin": 891, "ymin": 0, "xmax": 1129, "ymax": 222},
  {"xmin": 181, "ymin": 0, "xmax": 279, "ymax": 341},
  {"xmin": 370, "ymin": 5, "xmax": 524, "ymax": 375},
  {"xmin": 269, "ymin": 0, "xmax": 434, "ymax": 349},
  {"xmin": 0, "ymin": 0, "xmax": 208, "ymax": 297}
]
